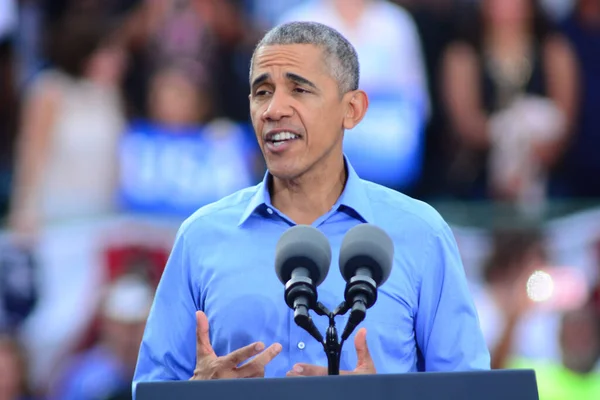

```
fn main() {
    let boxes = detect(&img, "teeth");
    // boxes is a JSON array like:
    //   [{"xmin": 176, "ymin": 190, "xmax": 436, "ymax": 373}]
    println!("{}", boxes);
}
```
[{"xmin": 270, "ymin": 132, "xmax": 298, "ymax": 142}]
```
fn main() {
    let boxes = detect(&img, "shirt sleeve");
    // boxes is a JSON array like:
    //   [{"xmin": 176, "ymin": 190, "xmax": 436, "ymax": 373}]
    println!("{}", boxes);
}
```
[
  {"xmin": 414, "ymin": 221, "xmax": 491, "ymax": 371},
  {"xmin": 132, "ymin": 224, "xmax": 198, "ymax": 396}
]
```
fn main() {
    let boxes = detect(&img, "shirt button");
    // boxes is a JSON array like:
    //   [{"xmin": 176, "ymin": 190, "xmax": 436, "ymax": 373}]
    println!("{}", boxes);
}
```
[
  {"xmin": 266, "ymin": 208, "xmax": 273, "ymax": 215},
  {"xmin": 297, "ymin": 341, "xmax": 305, "ymax": 350}
]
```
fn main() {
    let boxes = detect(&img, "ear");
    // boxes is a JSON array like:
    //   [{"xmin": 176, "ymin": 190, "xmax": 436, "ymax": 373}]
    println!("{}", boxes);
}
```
[{"xmin": 342, "ymin": 90, "xmax": 369, "ymax": 130}]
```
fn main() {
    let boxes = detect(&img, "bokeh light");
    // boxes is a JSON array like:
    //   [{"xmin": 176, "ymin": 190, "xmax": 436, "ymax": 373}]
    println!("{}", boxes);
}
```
[{"xmin": 527, "ymin": 270, "xmax": 554, "ymax": 302}]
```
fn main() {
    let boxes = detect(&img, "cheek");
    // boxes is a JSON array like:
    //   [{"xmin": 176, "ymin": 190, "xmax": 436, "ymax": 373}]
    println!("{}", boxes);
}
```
[
  {"xmin": 249, "ymin": 107, "xmax": 263, "ymax": 132},
  {"xmin": 308, "ymin": 105, "xmax": 341, "ymax": 138}
]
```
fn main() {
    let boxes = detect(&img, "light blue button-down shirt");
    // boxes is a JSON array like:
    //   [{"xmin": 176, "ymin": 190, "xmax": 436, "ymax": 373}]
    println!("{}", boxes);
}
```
[{"xmin": 133, "ymin": 159, "xmax": 490, "ymax": 393}]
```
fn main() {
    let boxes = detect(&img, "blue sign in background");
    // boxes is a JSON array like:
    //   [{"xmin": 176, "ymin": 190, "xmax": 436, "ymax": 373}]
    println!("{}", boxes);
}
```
[
  {"xmin": 117, "ymin": 120, "xmax": 260, "ymax": 217},
  {"xmin": 343, "ymin": 90, "xmax": 427, "ymax": 190}
]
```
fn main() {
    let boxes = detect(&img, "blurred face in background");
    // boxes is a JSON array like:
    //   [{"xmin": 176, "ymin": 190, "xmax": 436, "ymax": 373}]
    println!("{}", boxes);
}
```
[
  {"xmin": 483, "ymin": 0, "xmax": 533, "ymax": 27},
  {"xmin": 100, "ymin": 275, "xmax": 154, "ymax": 376},
  {"xmin": 0, "ymin": 340, "xmax": 23, "ymax": 400},
  {"xmin": 249, "ymin": 44, "xmax": 354, "ymax": 180},
  {"xmin": 102, "ymin": 317, "xmax": 148, "ymax": 375},
  {"xmin": 520, "ymin": 245, "xmax": 547, "ymax": 276},
  {"xmin": 488, "ymin": 242, "xmax": 547, "ymax": 288},
  {"xmin": 560, "ymin": 307, "xmax": 600, "ymax": 374},
  {"xmin": 86, "ymin": 45, "xmax": 127, "ymax": 87},
  {"xmin": 148, "ymin": 67, "xmax": 211, "ymax": 126}
]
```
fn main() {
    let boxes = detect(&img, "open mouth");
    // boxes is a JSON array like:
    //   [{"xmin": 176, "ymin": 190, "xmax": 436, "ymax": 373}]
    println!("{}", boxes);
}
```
[{"xmin": 266, "ymin": 131, "xmax": 300, "ymax": 148}]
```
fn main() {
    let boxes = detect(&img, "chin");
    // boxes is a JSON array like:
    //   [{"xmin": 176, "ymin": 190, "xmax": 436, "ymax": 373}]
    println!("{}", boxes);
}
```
[
  {"xmin": 265, "ymin": 159, "xmax": 305, "ymax": 181},
  {"xmin": 267, "ymin": 166, "xmax": 300, "ymax": 181}
]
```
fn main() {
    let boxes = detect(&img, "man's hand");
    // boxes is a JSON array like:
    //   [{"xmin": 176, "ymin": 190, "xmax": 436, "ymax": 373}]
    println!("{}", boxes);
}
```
[
  {"xmin": 286, "ymin": 328, "xmax": 375, "ymax": 376},
  {"xmin": 191, "ymin": 311, "xmax": 282, "ymax": 380}
]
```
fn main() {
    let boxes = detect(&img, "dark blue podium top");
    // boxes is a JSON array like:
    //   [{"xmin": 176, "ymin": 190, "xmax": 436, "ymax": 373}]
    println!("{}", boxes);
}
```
[{"xmin": 136, "ymin": 369, "xmax": 539, "ymax": 400}]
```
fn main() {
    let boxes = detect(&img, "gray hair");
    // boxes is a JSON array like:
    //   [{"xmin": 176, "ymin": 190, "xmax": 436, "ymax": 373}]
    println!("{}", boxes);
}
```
[{"xmin": 250, "ymin": 21, "xmax": 360, "ymax": 94}]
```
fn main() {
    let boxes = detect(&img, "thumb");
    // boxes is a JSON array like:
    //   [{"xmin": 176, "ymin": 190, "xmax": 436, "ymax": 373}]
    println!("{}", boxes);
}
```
[
  {"xmin": 354, "ymin": 328, "xmax": 373, "ymax": 370},
  {"xmin": 196, "ymin": 311, "xmax": 215, "ymax": 358}
]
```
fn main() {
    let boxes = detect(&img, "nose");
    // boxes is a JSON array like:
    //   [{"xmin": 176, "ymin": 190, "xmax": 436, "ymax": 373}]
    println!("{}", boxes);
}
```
[{"xmin": 262, "ymin": 90, "xmax": 293, "ymax": 121}]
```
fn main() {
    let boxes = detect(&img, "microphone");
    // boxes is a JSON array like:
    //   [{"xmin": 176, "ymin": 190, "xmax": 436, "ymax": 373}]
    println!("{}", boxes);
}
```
[
  {"xmin": 338, "ymin": 224, "xmax": 394, "ymax": 341},
  {"xmin": 275, "ymin": 225, "xmax": 332, "ymax": 343}
]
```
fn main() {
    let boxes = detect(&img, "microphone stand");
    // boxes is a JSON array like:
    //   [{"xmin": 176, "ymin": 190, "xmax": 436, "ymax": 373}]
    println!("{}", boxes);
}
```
[
  {"xmin": 284, "ymin": 277, "xmax": 364, "ymax": 375},
  {"xmin": 312, "ymin": 301, "xmax": 352, "ymax": 376}
]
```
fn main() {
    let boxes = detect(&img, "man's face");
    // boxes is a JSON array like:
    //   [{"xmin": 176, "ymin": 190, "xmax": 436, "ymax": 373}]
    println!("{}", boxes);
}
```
[{"xmin": 249, "ymin": 44, "xmax": 349, "ymax": 180}]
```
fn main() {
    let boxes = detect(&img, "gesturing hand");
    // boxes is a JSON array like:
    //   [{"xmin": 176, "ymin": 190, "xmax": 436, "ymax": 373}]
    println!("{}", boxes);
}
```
[
  {"xmin": 286, "ymin": 327, "xmax": 376, "ymax": 377},
  {"xmin": 191, "ymin": 311, "xmax": 282, "ymax": 380}
]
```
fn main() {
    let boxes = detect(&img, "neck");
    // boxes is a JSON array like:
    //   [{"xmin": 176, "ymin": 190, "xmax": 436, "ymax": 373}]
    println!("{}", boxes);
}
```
[
  {"xmin": 270, "ymin": 153, "xmax": 347, "ymax": 225},
  {"xmin": 333, "ymin": 0, "xmax": 368, "ymax": 28},
  {"xmin": 486, "ymin": 26, "xmax": 530, "ymax": 54}
]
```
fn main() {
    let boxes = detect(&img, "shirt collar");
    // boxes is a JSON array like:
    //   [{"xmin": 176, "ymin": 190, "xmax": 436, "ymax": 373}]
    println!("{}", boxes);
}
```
[{"xmin": 238, "ymin": 156, "xmax": 374, "ymax": 226}]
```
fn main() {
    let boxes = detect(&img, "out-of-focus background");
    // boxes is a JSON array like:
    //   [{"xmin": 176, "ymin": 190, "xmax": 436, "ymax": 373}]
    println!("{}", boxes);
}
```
[{"xmin": 0, "ymin": 0, "xmax": 599, "ymax": 399}]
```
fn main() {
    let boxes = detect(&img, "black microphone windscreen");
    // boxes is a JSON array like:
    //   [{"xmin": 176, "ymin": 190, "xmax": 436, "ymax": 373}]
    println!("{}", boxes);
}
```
[
  {"xmin": 339, "ymin": 224, "xmax": 394, "ymax": 286},
  {"xmin": 275, "ymin": 225, "xmax": 331, "ymax": 287}
]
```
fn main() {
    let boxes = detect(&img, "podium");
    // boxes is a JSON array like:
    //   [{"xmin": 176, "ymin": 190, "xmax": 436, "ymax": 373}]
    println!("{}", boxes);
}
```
[{"xmin": 136, "ymin": 369, "xmax": 539, "ymax": 400}]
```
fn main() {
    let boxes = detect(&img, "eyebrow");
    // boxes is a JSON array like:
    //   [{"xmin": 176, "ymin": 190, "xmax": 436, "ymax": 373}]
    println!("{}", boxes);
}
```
[
  {"xmin": 251, "ymin": 73, "xmax": 269, "ymax": 92},
  {"xmin": 250, "ymin": 72, "xmax": 318, "ymax": 92},
  {"xmin": 285, "ymin": 73, "xmax": 317, "ymax": 90}
]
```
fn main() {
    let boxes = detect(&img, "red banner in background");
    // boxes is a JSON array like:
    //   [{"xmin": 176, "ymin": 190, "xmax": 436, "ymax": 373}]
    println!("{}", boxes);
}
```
[{"xmin": 103, "ymin": 244, "xmax": 169, "ymax": 288}]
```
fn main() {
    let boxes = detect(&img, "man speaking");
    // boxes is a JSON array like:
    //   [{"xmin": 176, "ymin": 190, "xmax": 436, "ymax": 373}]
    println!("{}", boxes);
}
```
[{"xmin": 133, "ymin": 21, "xmax": 490, "ymax": 389}]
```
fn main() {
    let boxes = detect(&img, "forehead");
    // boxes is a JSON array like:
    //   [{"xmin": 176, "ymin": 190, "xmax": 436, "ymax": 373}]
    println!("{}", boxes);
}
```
[{"xmin": 251, "ymin": 44, "xmax": 328, "ymax": 79}]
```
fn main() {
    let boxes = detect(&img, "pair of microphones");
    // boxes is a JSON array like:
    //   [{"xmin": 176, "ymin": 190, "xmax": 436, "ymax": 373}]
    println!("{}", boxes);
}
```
[{"xmin": 273, "ymin": 223, "xmax": 394, "ymax": 373}]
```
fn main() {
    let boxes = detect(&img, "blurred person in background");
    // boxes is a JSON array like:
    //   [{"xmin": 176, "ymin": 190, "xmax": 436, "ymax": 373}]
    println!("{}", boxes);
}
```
[
  {"xmin": 8, "ymin": 13, "xmax": 126, "ymax": 239},
  {"xmin": 7, "ymin": 13, "xmax": 128, "ymax": 392},
  {"xmin": 12, "ymin": 0, "xmax": 140, "ymax": 89},
  {"xmin": 0, "ymin": 239, "xmax": 38, "ymax": 334},
  {"xmin": 551, "ymin": 0, "xmax": 600, "ymax": 198},
  {"xmin": 512, "ymin": 303, "xmax": 600, "ymax": 399},
  {"xmin": 117, "ymin": 64, "xmax": 260, "ymax": 217},
  {"xmin": 441, "ymin": 0, "xmax": 579, "ymax": 213},
  {"xmin": 47, "ymin": 274, "xmax": 154, "ymax": 400},
  {"xmin": 0, "ymin": 334, "xmax": 38, "ymax": 400},
  {"xmin": 472, "ymin": 228, "xmax": 561, "ymax": 368},
  {"xmin": 391, "ymin": 0, "xmax": 458, "ymax": 199},
  {"xmin": 277, "ymin": 0, "xmax": 431, "ymax": 194},
  {"xmin": 244, "ymin": 0, "xmax": 309, "ymax": 30},
  {"xmin": 118, "ymin": 0, "xmax": 249, "ymax": 120}
]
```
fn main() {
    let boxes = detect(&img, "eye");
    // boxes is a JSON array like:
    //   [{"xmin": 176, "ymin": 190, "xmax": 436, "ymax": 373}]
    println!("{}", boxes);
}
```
[
  {"xmin": 255, "ymin": 90, "xmax": 271, "ymax": 97},
  {"xmin": 293, "ymin": 88, "xmax": 310, "ymax": 94}
]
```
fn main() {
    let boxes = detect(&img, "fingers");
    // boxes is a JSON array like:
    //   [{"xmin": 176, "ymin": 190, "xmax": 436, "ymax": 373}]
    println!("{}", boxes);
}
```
[
  {"xmin": 251, "ymin": 343, "xmax": 283, "ymax": 367},
  {"xmin": 285, "ymin": 329, "xmax": 373, "ymax": 378},
  {"xmin": 195, "ymin": 311, "xmax": 215, "ymax": 358},
  {"xmin": 354, "ymin": 327, "xmax": 373, "ymax": 370},
  {"xmin": 286, "ymin": 364, "xmax": 352, "ymax": 377},
  {"xmin": 236, "ymin": 343, "xmax": 283, "ymax": 377},
  {"xmin": 286, "ymin": 364, "xmax": 327, "ymax": 377},
  {"xmin": 224, "ymin": 342, "xmax": 266, "ymax": 368}
]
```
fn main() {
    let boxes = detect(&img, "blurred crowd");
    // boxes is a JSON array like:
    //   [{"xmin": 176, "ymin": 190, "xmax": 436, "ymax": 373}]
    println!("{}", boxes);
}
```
[{"xmin": 0, "ymin": 0, "xmax": 599, "ymax": 399}]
